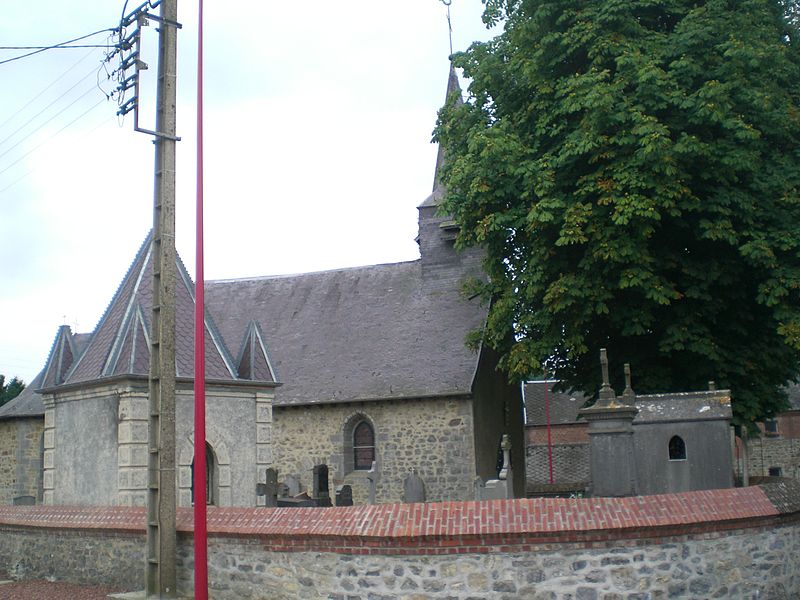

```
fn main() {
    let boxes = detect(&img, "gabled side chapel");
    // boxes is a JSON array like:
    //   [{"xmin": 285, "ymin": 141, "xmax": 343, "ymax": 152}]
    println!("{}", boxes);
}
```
[{"xmin": 0, "ymin": 67, "xmax": 525, "ymax": 507}]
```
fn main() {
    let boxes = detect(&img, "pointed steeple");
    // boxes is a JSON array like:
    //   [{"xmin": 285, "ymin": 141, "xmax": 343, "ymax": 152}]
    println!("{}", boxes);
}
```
[
  {"xmin": 63, "ymin": 232, "xmax": 239, "ymax": 385},
  {"xmin": 41, "ymin": 325, "xmax": 78, "ymax": 388},
  {"xmin": 432, "ymin": 62, "xmax": 464, "ymax": 194}
]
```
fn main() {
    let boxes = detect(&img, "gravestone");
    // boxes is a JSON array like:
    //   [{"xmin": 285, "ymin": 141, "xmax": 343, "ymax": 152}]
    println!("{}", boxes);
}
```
[
  {"xmin": 366, "ymin": 461, "xmax": 377, "ymax": 505},
  {"xmin": 264, "ymin": 467, "xmax": 278, "ymax": 507},
  {"xmin": 476, "ymin": 436, "xmax": 514, "ymax": 500},
  {"xmin": 312, "ymin": 464, "xmax": 331, "ymax": 507},
  {"xmin": 284, "ymin": 474, "xmax": 302, "ymax": 497},
  {"xmin": 335, "ymin": 485, "xmax": 353, "ymax": 506},
  {"xmin": 403, "ymin": 471, "xmax": 426, "ymax": 503},
  {"xmin": 474, "ymin": 476, "xmax": 485, "ymax": 501}
]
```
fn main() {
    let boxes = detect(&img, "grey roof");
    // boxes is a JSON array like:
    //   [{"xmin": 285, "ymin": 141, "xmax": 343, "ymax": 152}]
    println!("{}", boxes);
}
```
[
  {"xmin": 57, "ymin": 233, "xmax": 271, "ymax": 387},
  {"xmin": 524, "ymin": 381, "xmax": 587, "ymax": 426},
  {"xmin": 0, "ymin": 372, "xmax": 44, "ymax": 420},
  {"xmin": 205, "ymin": 259, "xmax": 486, "ymax": 406},
  {"xmin": 634, "ymin": 390, "xmax": 732, "ymax": 423}
]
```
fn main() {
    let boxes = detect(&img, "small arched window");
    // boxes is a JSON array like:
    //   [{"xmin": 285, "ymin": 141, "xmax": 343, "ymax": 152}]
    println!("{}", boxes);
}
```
[
  {"xmin": 191, "ymin": 443, "xmax": 217, "ymax": 505},
  {"xmin": 353, "ymin": 421, "xmax": 375, "ymax": 471},
  {"xmin": 668, "ymin": 435, "xmax": 687, "ymax": 461}
]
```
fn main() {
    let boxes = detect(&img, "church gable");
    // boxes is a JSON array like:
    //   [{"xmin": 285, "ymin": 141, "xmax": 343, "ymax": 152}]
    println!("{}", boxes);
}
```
[
  {"xmin": 56, "ymin": 233, "xmax": 243, "ymax": 387},
  {"xmin": 41, "ymin": 325, "xmax": 79, "ymax": 388},
  {"xmin": 106, "ymin": 303, "xmax": 150, "ymax": 377},
  {"xmin": 235, "ymin": 321, "xmax": 276, "ymax": 382}
]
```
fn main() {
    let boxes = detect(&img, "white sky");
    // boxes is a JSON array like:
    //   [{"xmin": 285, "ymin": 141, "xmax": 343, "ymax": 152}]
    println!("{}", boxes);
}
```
[{"xmin": 0, "ymin": 1, "xmax": 498, "ymax": 385}]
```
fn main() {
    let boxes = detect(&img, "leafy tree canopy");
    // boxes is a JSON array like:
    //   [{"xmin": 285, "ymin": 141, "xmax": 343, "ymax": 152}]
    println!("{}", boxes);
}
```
[
  {"xmin": 0, "ymin": 374, "xmax": 25, "ymax": 407},
  {"xmin": 435, "ymin": 0, "xmax": 800, "ymax": 424}
]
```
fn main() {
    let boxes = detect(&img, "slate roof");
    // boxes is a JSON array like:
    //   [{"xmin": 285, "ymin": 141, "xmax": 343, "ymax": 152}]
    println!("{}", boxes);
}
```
[
  {"xmin": 205, "ymin": 259, "xmax": 486, "ymax": 406},
  {"xmin": 524, "ymin": 381, "xmax": 587, "ymax": 426},
  {"xmin": 55, "ymin": 233, "xmax": 273, "ymax": 387},
  {"xmin": 634, "ymin": 390, "xmax": 732, "ymax": 423},
  {"xmin": 0, "ymin": 329, "xmax": 92, "ymax": 420},
  {"xmin": 0, "ymin": 372, "xmax": 44, "ymax": 420}
]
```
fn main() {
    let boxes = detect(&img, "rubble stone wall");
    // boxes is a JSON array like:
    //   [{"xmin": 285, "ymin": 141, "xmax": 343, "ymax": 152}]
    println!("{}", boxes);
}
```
[
  {"xmin": 745, "ymin": 435, "xmax": 800, "ymax": 480},
  {"xmin": 0, "ymin": 419, "xmax": 43, "ymax": 505},
  {"xmin": 272, "ymin": 397, "xmax": 476, "ymax": 504}
]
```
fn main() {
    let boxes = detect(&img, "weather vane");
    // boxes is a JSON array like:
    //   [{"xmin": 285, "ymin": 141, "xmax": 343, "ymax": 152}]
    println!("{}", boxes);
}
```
[{"xmin": 440, "ymin": 0, "xmax": 453, "ymax": 56}]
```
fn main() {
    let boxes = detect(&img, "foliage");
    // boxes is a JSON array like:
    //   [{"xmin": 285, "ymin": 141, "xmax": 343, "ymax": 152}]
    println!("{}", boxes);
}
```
[
  {"xmin": 435, "ymin": 0, "xmax": 800, "ymax": 424},
  {"xmin": 0, "ymin": 374, "xmax": 25, "ymax": 407}
]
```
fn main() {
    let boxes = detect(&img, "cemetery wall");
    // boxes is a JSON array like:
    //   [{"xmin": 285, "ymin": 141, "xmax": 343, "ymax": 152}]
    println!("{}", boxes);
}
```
[
  {"xmin": 1, "ymin": 482, "xmax": 799, "ymax": 599},
  {"xmin": 272, "ymin": 397, "xmax": 476, "ymax": 505}
]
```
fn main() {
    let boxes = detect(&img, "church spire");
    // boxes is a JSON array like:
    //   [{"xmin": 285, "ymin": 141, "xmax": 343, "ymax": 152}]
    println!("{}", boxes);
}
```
[{"xmin": 432, "ymin": 62, "xmax": 464, "ymax": 193}]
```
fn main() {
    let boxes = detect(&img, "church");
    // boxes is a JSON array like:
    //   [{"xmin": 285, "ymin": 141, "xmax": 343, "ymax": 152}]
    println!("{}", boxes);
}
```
[{"xmin": 0, "ymin": 68, "xmax": 526, "ymax": 508}]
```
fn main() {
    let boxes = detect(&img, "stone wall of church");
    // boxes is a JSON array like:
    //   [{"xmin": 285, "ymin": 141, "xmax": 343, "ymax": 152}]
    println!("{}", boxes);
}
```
[
  {"xmin": 0, "ymin": 421, "xmax": 16, "ymax": 504},
  {"xmin": 42, "ymin": 381, "xmax": 273, "ymax": 507},
  {"xmin": 272, "ymin": 397, "xmax": 476, "ymax": 504},
  {"xmin": 48, "ymin": 390, "xmax": 119, "ymax": 505}
]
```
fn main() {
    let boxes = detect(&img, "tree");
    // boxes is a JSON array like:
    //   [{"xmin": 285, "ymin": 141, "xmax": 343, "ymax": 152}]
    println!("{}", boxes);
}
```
[
  {"xmin": 0, "ymin": 374, "xmax": 25, "ymax": 407},
  {"xmin": 435, "ymin": 0, "xmax": 800, "ymax": 424}
]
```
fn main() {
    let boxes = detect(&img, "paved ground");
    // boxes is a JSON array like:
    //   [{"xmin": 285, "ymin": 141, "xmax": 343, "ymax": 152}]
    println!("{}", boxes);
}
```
[
  {"xmin": 0, "ymin": 580, "xmax": 124, "ymax": 599},
  {"xmin": 0, "ymin": 570, "xmax": 124, "ymax": 599}
]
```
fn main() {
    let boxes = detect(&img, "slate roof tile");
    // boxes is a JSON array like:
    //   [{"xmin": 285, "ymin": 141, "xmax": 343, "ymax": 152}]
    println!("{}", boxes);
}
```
[{"xmin": 205, "ymin": 259, "xmax": 486, "ymax": 406}]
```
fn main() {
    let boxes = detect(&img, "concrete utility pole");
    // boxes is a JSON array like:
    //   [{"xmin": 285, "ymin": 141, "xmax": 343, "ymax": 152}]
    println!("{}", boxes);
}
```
[{"xmin": 146, "ymin": 0, "xmax": 179, "ymax": 596}]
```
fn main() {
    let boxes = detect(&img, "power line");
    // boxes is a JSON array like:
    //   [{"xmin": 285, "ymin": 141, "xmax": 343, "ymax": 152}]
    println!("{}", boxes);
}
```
[
  {"xmin": 0, "ymin": 83, "xmax": 100, "ymax": 162},
  {"xmin": 0, "ymin": 97, "xmax": 106, "ymax": 179},
  {"xmin": 0, "ymin": 65, "xmax": 100, "ymax": 152},
  {"xmin": 0, "ymin": 28, "xmax": 116, "ymax": 67},
  {"xmin": 0, "ymin": 48, "xmax": 96, "ymax": 133},
  {"xmin": 0, "ymin": 45, "xmax": 111, "ymax": 50},
  {"xmin": 0, "ymin": 113, "xmax": 114, "ymax": 194}
]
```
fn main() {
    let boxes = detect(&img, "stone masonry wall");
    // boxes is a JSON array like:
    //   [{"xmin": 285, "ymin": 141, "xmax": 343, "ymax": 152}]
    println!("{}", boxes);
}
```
[
  {"xmin": 0, "ymin": 419, "xmax": 43, "ymax": 505},
  {"xmin": 744, "ymin": 435, "xmax": 800, "ymax": 480},
  {"xmin": 0, "ymin": 483, "xmax": 799, "ymax": 599},
  {"xmin": 273, "ymin": 397, "xmax": 475, "ymax": 504},
  {"xmin": 0, "ymin": 421, "xmax": 16, "ymax": 505}
]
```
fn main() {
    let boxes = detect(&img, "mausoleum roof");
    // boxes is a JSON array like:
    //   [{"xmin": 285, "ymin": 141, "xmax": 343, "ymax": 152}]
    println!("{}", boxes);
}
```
[{"xmin": 633, "ymin": 390, "xmax": 732, "ymax": 423}]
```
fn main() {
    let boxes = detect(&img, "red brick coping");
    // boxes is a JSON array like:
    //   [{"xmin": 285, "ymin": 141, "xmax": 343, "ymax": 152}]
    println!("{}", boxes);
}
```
[{"xmin": 0, "ymin": 485, "xmax": 796, "ymax": 555}]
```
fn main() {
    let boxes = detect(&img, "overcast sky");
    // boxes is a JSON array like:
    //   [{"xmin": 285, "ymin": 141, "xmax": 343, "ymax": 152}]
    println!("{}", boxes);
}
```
[{"xmin": 0, "ymin": 1, "xmax": 498, "ymax": 384}]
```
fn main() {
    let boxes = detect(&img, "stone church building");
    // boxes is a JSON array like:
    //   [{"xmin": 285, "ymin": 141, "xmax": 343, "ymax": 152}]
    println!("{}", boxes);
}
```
[{"xmin": 0, "ymin": 68, "xmax": 525, "ymax": 508}]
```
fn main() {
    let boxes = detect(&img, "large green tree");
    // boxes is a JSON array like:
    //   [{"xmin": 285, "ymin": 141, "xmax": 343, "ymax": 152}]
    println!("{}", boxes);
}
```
[
  {"xmin": 0, "ymin": 374, "xmax": 25, "ymax": 407},
  {"xmin": 435, "ymin": 0, "xmax": 800, "ymax": 424}
]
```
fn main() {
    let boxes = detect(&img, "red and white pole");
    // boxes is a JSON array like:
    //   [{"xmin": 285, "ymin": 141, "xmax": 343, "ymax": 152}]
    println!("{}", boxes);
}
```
[{"xmin": 193, "ymin": 0, "xmax": 209, "ymax": 596}]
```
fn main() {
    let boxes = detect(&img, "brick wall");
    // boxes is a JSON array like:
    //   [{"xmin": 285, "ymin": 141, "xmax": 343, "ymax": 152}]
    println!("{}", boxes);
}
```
[
  {"xmin": 526, "ymin": 424, "xmax": 589, "ymax": 493},
  {"xmin": 0, "ymin": 482, "xmax": 799, "ymax": 598},
  {"xmin": 273, "ymin": 397, "xmax": 476, "ymax": 504}
]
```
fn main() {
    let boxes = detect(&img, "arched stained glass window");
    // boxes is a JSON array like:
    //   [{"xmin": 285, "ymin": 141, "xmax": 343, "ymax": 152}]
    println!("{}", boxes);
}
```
[
  {"xmin": 353, "ymin": 421, "xmax": 375, "ymax": 471},
  {"xmin": 668, "ymin": 435, "xmax": 687, "ymax": 461}
]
